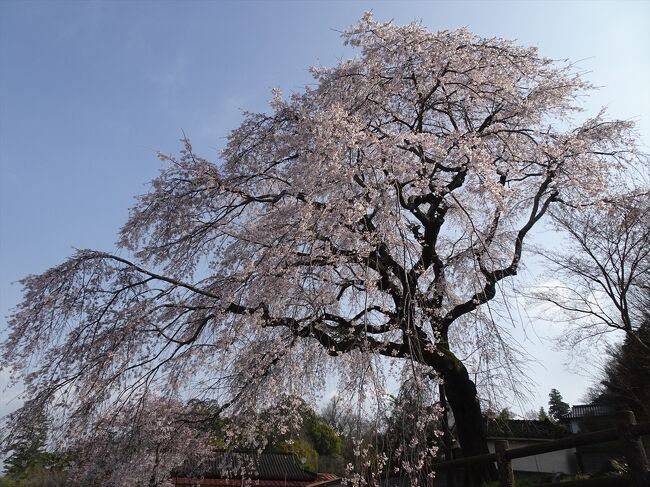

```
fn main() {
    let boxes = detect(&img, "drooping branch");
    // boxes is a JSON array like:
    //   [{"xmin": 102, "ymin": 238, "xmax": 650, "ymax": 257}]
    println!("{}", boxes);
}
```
[{"xmin": 2, "ymin": 14, "xmax": 645, "ymax": 487}]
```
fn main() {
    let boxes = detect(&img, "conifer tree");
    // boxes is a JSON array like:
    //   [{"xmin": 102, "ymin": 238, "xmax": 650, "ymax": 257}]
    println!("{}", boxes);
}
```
[
  {"xmin": 538, "ymin": 407, "xmax": 549, "ymax": 421},
  {"xmin": 548, "ymin": 389, "xmax": 570, "ymax": 421},
  {"xmin": 595, "ymin": 316, "xmax": 650, "ymax": 422}
]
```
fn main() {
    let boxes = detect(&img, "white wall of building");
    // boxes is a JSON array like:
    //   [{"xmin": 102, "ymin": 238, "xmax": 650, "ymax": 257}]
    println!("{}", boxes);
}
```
[{"xmin": 487, "ymin": 439, "xmax": 578, "ymax": 475}]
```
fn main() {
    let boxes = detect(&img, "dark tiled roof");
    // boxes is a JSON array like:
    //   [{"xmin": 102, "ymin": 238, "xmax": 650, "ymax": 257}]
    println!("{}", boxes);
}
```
[
  {"xmin": 172, "ymin": 479, "xmax": 337, "ymax": 487},
  {"xmin": 562, "ymin": 404, "xmax": 615, "ymax": 420},
  {"xmin": 485, "ymin": 418, "xmax": 571, "ymax": 440},
  {"xmin": 174, "ymin": 452, "xmax": 317, "ymax": 481}
]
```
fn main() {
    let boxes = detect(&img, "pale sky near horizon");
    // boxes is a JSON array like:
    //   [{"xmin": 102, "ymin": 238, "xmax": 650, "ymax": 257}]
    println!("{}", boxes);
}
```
[{"xmin": 1, "ymin": 0, "xmax": 649, "ymax": 422}]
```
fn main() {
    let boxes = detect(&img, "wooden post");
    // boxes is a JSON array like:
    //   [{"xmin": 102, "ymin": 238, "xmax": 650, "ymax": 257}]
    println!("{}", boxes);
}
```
[
  {"xmin": 617, "ymin": 410, "xmax": 650, "ymax": 487},
  {"xmin": 494, "ymin": 439, "xmax": 514, "ymax": 487}
]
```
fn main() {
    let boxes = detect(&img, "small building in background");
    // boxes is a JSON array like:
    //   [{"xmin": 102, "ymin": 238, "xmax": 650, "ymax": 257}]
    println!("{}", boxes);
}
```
[
  {"xmin": 562, "ymin": 404, "xmax": 616, "ymax": 434},
  {"xmin": 561, "ymin": 404, "xmax": 623, "ymax": 474}
]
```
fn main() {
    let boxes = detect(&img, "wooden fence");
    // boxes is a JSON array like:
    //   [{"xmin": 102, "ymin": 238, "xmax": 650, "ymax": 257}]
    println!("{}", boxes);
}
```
[{"xmin": 431, "ymin": 411, "xmax": 650, "ymax": 487}]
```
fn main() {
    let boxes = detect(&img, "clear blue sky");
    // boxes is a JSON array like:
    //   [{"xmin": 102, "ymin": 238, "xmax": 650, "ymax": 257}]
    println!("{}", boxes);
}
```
[{"xmin": 1, "ymin": 0, "xmax": 649, "ymax": 418}]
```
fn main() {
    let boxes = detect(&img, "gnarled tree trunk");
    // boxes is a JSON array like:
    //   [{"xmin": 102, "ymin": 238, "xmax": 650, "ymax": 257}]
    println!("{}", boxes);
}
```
[{"xmin": 437, "ymin": 350, "xmax": 497, "ymax": 486}]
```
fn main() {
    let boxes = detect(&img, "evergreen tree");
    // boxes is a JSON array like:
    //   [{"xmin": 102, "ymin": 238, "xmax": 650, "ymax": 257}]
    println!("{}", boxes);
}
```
[
  {"xmin": 497, "ymin": 408, "xmax": 514, "ymax": 421},
  {"xmin": 1, "ymin": 401, "xmax": 69, "ymax": 486},
  {"xmin": 538, "ymin": 407, "xmax": 549, "ymax": 421},
  {"xmin": 548, "ymin": 389, "xmax": 570, "ymax": 421},
  {"xmin": 594, "ymin": 316, "xmax": 650, "ymax": 422},
  {"xmin": 3, "ymin": 404, "xmax": 48, "ymax": 479}
]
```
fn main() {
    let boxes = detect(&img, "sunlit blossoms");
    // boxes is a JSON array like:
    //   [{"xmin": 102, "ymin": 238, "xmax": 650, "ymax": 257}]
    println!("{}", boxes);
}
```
[
  {"xmin": 1, "ymin": 13, "xmax": 644, "ymax": 486},
  {"xmin": 65, "ymin": 397, "xmax": 212, "ymax": 487}
]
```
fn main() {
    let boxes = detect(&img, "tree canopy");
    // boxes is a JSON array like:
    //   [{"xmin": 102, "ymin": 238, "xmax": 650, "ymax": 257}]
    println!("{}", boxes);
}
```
[
  {"xmin": 532, "ymin": 190, "xmax": 649, "ymax": 351},
  {"xmin": 1, "ymin": 13, "xmax": 644, "ymax": 487}
]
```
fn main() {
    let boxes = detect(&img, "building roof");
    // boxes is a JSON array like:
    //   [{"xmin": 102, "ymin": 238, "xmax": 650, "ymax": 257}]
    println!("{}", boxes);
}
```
[
  {"xmin": 172, "ymin": 474, "xmax": 342, "ymax": 487},
  {"xmin": 485, "ymin": 418, "xmax": 571, "ymax": 440},
  {"xmin": 562, "ymin": 404, "xmax": 615, "ymax": 420},
  {"xmin": 174, "ymin": 452, "xmax": 317, "ymax": 481}
]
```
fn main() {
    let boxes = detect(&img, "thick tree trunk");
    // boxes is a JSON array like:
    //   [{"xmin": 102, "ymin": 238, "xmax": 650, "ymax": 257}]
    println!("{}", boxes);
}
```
[{"xmin": 439, "ymin": 355, "xmax": 497, "ymax": 486}]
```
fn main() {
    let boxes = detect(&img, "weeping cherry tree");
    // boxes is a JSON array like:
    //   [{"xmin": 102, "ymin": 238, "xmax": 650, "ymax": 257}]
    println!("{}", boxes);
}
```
[{"xmin": 1, "ymin": 13, "xmax": 643, "ymax": 486}]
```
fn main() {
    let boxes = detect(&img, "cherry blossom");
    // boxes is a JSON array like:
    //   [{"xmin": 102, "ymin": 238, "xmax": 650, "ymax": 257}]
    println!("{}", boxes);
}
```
[{"xmin": 2, "ymin": 13, "xmax": 643, "ymax": 486}]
